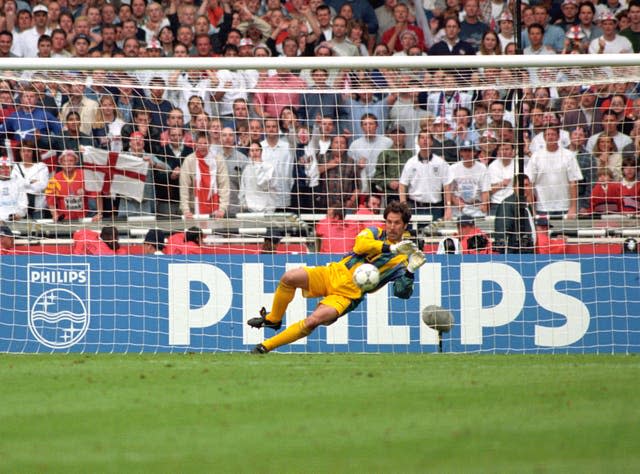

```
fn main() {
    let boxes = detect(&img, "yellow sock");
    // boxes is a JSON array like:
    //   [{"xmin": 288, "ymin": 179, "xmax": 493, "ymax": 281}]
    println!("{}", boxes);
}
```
[
  {"xmin": 263, "ymin": 320, "xmax": 312, "ymax": 352},
  {"xmin": 267, "ymin": 282, "xmax": 296, "ymax": 324}
]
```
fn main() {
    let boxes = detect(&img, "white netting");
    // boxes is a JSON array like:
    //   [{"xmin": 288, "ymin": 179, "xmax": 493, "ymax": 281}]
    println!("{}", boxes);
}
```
[{"xmin": 0, "ymin": 55, "xmax": 638, "ymax": 354}]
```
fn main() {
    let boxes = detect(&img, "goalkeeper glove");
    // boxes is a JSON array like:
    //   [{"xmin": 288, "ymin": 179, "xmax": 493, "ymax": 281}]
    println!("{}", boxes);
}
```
[
  {"xmin": 407, "ymin": 250, "xmax": 426, "ymax": 273},
  {"xmin": 390, "ymin": 240, "xmax": 417, "ymax": 255}
]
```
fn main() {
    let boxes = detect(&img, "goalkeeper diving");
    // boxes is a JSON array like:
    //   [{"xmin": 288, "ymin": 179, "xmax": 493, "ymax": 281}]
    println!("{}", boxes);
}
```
[{"xmin": 248, "ymin": 200, "xmax": 426, "ymax": 353}]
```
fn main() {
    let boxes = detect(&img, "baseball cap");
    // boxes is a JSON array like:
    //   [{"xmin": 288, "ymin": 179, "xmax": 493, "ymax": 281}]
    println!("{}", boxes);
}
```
[
  {"xmin": 400, "ymin": 29, "xmax": 418, "ymax": 40},
  {"xmin": 0, "ymin": 224, "xmax": 14, "ymax": 237},
  {"xmin": 534, "ymin": 217, "xmax": 553, "ymax": 227},
  {"xmin": 130, "ymin": 131, "xmax": 144, "ymax": 139},
  {"xmin": 146, "ymin": 39, "xmax": 162, "ymax": 50},
  {"xmin": 239, "ymin": 38, "xmax": 254, "ymax": 48},
  {"xmin": 59, "ymin": 149, "xmax": 78, "ymax": 159},
  {"xmin": 0, "ymin": 155, "xmax": 12, "ymax": 166},
  {"xmin": 386, "ymin": 123, "xmax": 406, "ymax": 134},
  {"xmin": 562, "ymin": 0, "xmax": 578, "ymax": 6},
  {"xmin": 252, "ymin": 44, "xmax": 272, "ymax": 56},
  {"xmin": 457, "ymin": 214, "xmax": 475, "ymax": 227},
  {"xmin": 459, "ymin": 139, "xmax": 475, "ymax": 150},
  {"xmin": 498, "ymin": 11, "xmax": 513, "ymax": 22},
  {"xmin": 598, "ymin": 11, "xmax": 617, "ymax": 23},
  {"xmin": 73, "ymin": 34, "xmax": 90, "ymax": 44},
  {"xmin": 566, "ymin": 25, "xmax": 585, "ymax": 40},
  {"xmin": 32, "ymin": 4, "xmax": 48, "ymax": 14},
  {"xmin": 433, "ymin": 116, "xmax": 450, "ymax": 126},
  {"xmin": 144, "ymin": 229, "xmax": 166, "ymax": 250}
]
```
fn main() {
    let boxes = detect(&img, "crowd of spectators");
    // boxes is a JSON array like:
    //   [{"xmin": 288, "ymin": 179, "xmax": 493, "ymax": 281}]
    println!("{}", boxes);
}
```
[{"xmin": 0, "ymin": 0, "xmax": 638, "ymax": 256}]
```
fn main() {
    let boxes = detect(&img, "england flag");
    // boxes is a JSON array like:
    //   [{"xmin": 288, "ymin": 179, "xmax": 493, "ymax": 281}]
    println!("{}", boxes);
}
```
[{"xmin": 82, "ymin": 146, "xmax": 149, "ymax": 202}]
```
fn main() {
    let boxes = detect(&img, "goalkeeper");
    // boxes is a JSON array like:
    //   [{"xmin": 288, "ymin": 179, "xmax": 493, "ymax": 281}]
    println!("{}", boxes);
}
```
[{"xmin": 248, "ymin": 200, "xmax": 426, "ymax": 354}]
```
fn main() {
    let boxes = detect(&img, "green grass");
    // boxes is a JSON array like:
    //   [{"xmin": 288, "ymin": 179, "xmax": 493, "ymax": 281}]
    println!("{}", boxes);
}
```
[{"xmin": 0, "ymin": 354, "xmax": 638, "ymax": 473}]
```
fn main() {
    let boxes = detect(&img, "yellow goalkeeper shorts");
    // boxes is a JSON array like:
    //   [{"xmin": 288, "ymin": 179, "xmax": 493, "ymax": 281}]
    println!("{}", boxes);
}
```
[{"xmin": 303, "ymin": 262, "xmax": 362, "ymax": 316}]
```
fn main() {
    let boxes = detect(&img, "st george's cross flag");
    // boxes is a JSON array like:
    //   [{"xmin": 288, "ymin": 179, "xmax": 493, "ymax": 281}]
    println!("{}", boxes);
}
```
[{"xmin": 82, "ymin": 146, "xmax": 149, "ymax": 202}]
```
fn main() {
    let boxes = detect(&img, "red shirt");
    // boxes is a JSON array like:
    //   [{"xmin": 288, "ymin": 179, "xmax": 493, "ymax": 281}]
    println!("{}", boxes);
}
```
[
  {"xmin": 535, "ymin": 232, "xmax": 566, "ymax": 254},
  {"xmin": 164, "ymin": 232, "xmax": 202, "ymax": 255},
  {"xmin": 589, "ymin": 182, "xmax": 623, "ymax": 214},
  {"xmin": 72, "ymin": 229, "xmax": 118, "ymax": 255},
  {"xmin": 45, "ymin": 169, "xmax": 95, "ymax": 221},
  {"xmin": 316, "ymin": 217, "xmax": 359, "ymax": 254},
  {"xmin": 621, "ymin": 180, "xmax": 640, "ymax": 214}
]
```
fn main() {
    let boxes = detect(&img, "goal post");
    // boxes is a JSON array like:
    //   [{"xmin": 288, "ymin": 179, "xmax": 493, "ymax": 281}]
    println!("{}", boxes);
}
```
[{"xmin": 0, "ymin": 54, "xmax": 639, "ymax": 354}]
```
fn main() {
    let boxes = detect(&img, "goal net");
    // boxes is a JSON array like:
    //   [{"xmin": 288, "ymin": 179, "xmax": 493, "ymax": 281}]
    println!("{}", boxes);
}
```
[{"xmin": 0, "ymin": 55, "xmax": 638, "ymax": 354}]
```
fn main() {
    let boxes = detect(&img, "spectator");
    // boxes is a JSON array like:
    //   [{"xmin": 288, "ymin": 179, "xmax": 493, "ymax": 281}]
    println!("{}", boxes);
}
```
[
  {"xmin": 347, "ymin": 18, "xmax": 370, "ymax": 56},
  {"xmin": 568, "ymin": 126, "xmax": 596, "ymax": 212},
  {"xmin": 556, "ymin": 0, "xmax": 580, "ymax": 31},
  {"xmin": 0, "ymin": 85, "xmax": 62, "ymax": 145},
  {"xmin": 13, "ymin": 140, "xmax": 49, "ymax": 219},
  {"xmin": 328, "ymin": 15, "xmax": 360, "ymax": 56},
  {"xmin": 219, "ymin": 126, "xmax": 249, "ymax": 216},
  {"xmin": 119, "ymin": 131, "xmax": 170, "ymax": 218},
  {"xmin": 141, "ymin": 1, "xmax": 170, "ymax": 44},
  {"xmin": 621, "ymin": 156, "xmax": 640, "ymax": 213},
  {"xmin": 497, "ymin": 11, "xmax": 515, "ymax": 52},
  {"xmin": 326, "ymin": 0, "xmax": 378, "ymax": 44},
  {"xmin": 430, "ymin": 116, "xmax": 458, "ymax": 164},
  {"xmin": 121, "ymin": 109, "xmax": 162, "ymax": 157},
  {"xmin": 372, "ymin": 123, "xmax": 413, "ymax": 202},
  {"xmin": 89, "ymin": 23, "xmax": 122, "ymax": 56},
  {"xmin": 341, "ymin": 74, "xmax": 397, "ymax": 137},
  {"xmin": 239, "ymin": 141, "xmax": 277, "ymax": 212},
  {"xmin": 355, "ymin": 193, "xmax": 383, "ymax": 228},
  {"xmin": 260, "ymin": 116, "xmax": 294, "ymax": 211},
  {"xmin": 399, "ymin": 130, "xmax": 451, "ymax": 221},
  {"xmin": 522, "ymin": 5, "xmax": 565, "ymax": 53},
  {"xmin": 428, "ymin": 17, "xmax": 475, "ymax": 55},
  {"xmin": 591, "ymin": 134, "xmax": 623, "ymax": 181},
  {"xmin": 381, "ymin": 3, "xmax": 425, "ymax": 53},
  {"xmin": 578, "ymin": 1, "xmax": 603, "ymax": 43},
  {"xmin": 37, "ymin": 110, "xmax": 94, "ymax": 156},
  {"xmin": 620, "ymin": 0, "xmax": 640, "ymax": 52},
  {"xmin": 45, "ymin": 149, "xmax": 102, "ymax": 222},
  {"xmin": 72, "ymin": 226, "xmax": 121, "ymax": 256},
  {"xmin": 449, "ymin": 140, "xmax": 491, "ymax": 218},
  {"xmin": 348, "ymin": 113, "xmax": 393, "ymax": 194},
  {"xmin": 389, "ymin": 76, "xmax": 430, "ymax": 150},
  {"xmin": 586, "ymin": 109, "xmax": 632, "ymax": 154},
  {"xmin": 533, "ymin": 217, "xmax": 567, "ymax": 254},
  {"xmin": 164, "ymin": 226, "xmax": 203, "ymax": 255},
  {"xmin": 50, "ymin": 29, "xmax": 71, "ymax": 57},
  {"xmin": 300, "ymin": 68, "xmax": 343, "ymax": 127},
  {"xmin": 0, "ymin": 224, "xmax": 15, "ymax": 254},
  {"xmin": 488, "ymin": 141, "xmax": 516, "ymax": 214},
  {"xmin": 0, "ymin": 30, "xmax": 17, "ymax": 58},
  {"xmin": 156, "ymin": 126, "xmax": 192, "ymax": 218},
  {"xmin": 583, "ymin": 167, "xmax": 623, "ymax": 214},
  {"xmin": 252, "ymin": 68, "xmax": 307, "ymax": 119},
  {"xmin": 459, "ymin": 0, "xmax": 488, "ymax": 51},
  {"xmin": 179, "ymin": 131, "xmax": 230, "ymax": 219},
  {"xmin": 59, "ymin": 81, "xmax": 98, "ymax": 136},
  {"xmin": 289, "ymin": 124, "xmax": 319, "ymax": 214},
  {"xmin": 143, "ymin": 229, "xmax": 166, "ymax": 255},
  {"xmin": 92, "ymin": 94, "xmax": 125, "ymax": 152},
  {"xmin": 588, "ymin": 11, "xmax": 633, "ymax": 53},
  {"xmin": 0, "ymin": 155, "xmax": 27, "ymax": 221},
  {"xmin": 525, "ymin": 127, "xmax": 582, "ymax": 218},
  {"xmin": 456, "ymin": 214, "xmax": 492, "ymax": 254},
  {"xmin": 477, "ymin": 30, "xmax": 501, "ymax": 56},
  {"xmin": 315, "ymin": 134, "xmax": 359, "ymax": 212},
  {"xmin": 493, "ymin": 173, "xmax": 536, "ymax": 254},
  {"xmin": 12, "ymin": 4, "xmax": 51, "ymax": 58},
  {"xmin": 315, "ymin": 206, "xmax": 359, "ymax": 253},
  {"xmin": 523, "ymin": 22, "xmax": 556, "ymax": 58}
]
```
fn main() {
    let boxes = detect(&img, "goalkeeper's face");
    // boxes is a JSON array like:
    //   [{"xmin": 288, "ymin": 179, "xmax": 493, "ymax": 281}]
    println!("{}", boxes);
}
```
[{"xmin": 385, "ymin": 211, "xmax": 408, "ymax": 242}]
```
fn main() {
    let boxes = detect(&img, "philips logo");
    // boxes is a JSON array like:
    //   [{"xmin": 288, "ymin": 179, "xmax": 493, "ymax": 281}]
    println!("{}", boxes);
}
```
[
  {"xmin": 30, "ymin": 270, "xmax": 88, "ymax": 284},
  {"xmin": 28, "ymin": 263, "xmax": 91, "ymax": 349}
]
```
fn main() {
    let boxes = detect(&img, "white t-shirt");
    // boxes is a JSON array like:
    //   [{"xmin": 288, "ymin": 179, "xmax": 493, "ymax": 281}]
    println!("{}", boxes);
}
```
[
  {"xmin": 588, "ymin": 34, "xmax": 633, "ymax": 54},
  {"xmin": 525, "ymin": 147, "xmax": 583, "ymax": 213},
  {"xmin": 399, "ymin": 154, "xmax": 451, "ymax": 203},
  {"xmin": 348, "ymin": 135, "xmax": 393, "ymax": 193},
  {"xmin": 449, "ymin": 160, "xmax": 491, "ymax": 216},
  {"xmin": 239, "ymin": 160, "xmax": 277, "ymax": 212},
  {"xmin": 488, "ymin": 158, "xmax": 515, "ymax": 205}
]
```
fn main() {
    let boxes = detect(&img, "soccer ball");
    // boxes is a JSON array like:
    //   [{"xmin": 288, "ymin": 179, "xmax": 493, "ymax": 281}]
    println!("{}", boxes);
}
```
[
  {"xmin": 421, "ymin": 305, "xmax": 454, "ymax": 332},
  {"xmin": 352, "ymin": 263, "xmax": 380, "ymax": 292}
]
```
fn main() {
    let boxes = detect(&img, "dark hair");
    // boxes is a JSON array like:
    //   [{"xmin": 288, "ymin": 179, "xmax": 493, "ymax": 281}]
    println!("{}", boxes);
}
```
[
  {"xmin": 185, "ymin": 226, "xmax": 203, "ymax": 244},
  {"xmin": 0, "ymin": 30, "xmax": 13, "ymax": 40},
  {"xmin": 100, "ymin": 226, "xmax": 120, "ymax": 251},
  {"xmin": 383, "ymin": 200, "xmax": 412, "ymax": 225}
]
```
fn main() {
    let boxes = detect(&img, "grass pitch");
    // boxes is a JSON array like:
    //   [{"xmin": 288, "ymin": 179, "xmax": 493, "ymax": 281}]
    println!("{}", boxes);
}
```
[{"xmin": 1, "ymin": 354, "xmax": 638, "ymax": 473}]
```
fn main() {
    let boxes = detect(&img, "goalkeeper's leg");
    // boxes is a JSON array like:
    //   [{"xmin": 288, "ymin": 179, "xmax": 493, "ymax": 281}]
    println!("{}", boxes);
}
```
[
  {"xmin": 248, "ymin": 268, "xmax": 309, "ymax": 329},
  {"xmin": 259, "ymin": 304, "xmax": 339, "ymax": 352}
]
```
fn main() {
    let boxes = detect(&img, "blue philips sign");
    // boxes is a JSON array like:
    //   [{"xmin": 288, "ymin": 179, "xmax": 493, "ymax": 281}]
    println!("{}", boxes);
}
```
[{"xmin": 1, "ymin": 255, "xmax": 638, "ymax": 353}]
